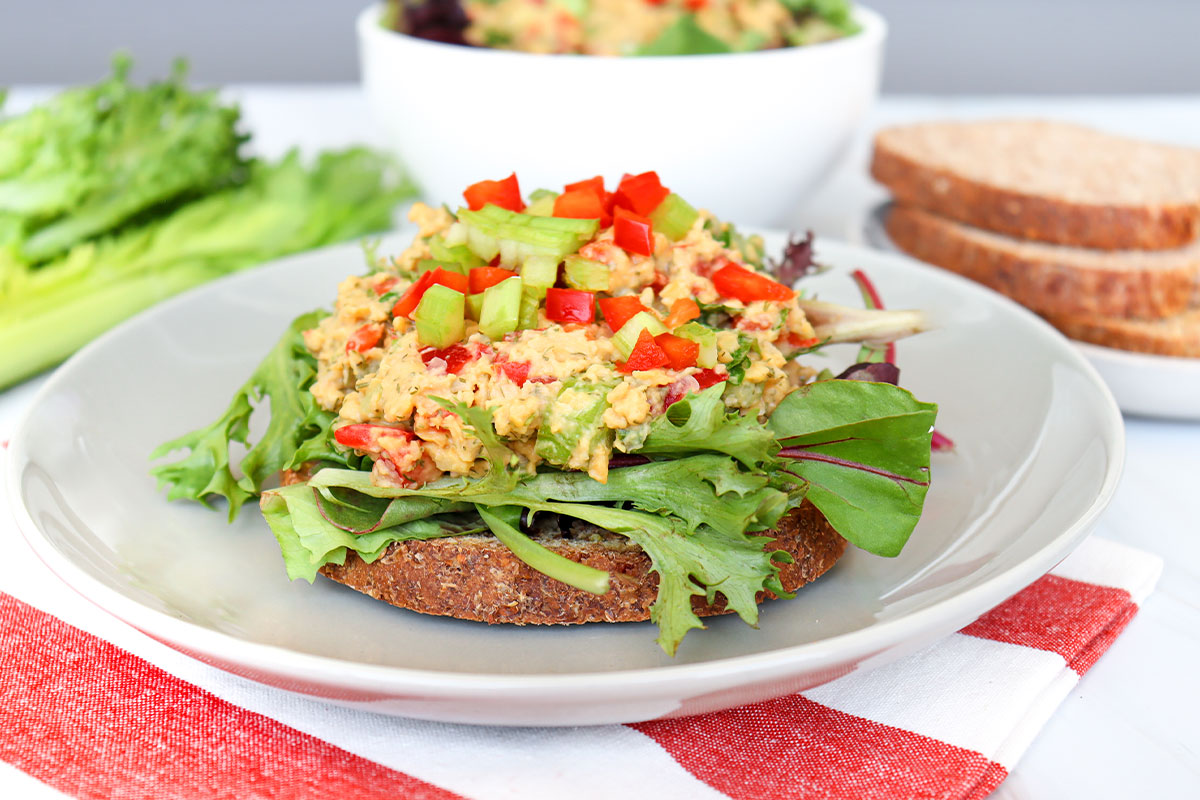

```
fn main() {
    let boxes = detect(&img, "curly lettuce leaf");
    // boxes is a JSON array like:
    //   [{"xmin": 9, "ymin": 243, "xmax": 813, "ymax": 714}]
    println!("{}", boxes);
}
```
[
  {"xmin": 1, "ymin": 143, "xmax": 413, "ymax": 388},
  {"xmin": 520, "ymin": 455, "xmax": 790, "ymax": 535},
  {"xmin": 0, "ymin": 56, "xmax": 245, "ymax": 264},
  {"xmin": 768, "ymin": 379, "xmax": 936, "ymax": 556},
  {"xmin": 150, "ymin": 310, "xmax": 329, "ymax": 519},
  {"xmin": 633, "ymin": 384, "xmax": 778, "ymax": 468},
  {"xmin": 261, "ymin": 485, "xmax": 479, "ymax": 582}
]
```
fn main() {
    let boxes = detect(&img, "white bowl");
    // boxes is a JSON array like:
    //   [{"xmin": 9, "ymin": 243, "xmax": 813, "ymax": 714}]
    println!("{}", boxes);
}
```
[{"xmin": 356, "ymin": 2, "xmax": 886, "ymax": 227}]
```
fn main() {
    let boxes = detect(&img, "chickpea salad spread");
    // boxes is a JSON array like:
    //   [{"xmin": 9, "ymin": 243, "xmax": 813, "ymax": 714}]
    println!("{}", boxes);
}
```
[{"xmin": 153, "ymin": 171, "xmax": 937, "ymax": 654}]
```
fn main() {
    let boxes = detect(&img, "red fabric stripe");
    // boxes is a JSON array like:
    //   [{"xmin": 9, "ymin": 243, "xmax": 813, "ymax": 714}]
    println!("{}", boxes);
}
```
[
  {"xmin": 631, "ymin": 694, "xmax": 1006, "ymax": 800},
  {"xmin": 960, "ymin": 575, "xmax": 1134, "ymax": 673},
  {"xmin": 1068, "ymin": 602, "xmax": 1138, "ymax": 675},
  {"xmin": 0, "ymin": 593, "xmax": 465, "ymax": 800}
]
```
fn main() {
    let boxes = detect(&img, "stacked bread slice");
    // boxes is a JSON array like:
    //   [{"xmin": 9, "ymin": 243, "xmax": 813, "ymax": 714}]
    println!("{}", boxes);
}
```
[{"xmin": 871, "ymin": 120, "xmax": 1200, "ymax": 357}]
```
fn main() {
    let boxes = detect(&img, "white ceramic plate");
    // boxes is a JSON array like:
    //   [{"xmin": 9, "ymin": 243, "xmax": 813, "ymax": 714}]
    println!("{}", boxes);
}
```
[
  {"xmin": 7, "ymin": 234, "xmax": 1124, "ymax": 726},
  {"xmin": 863, "ymin": 202, "xmax": 1200, "ymax": 421}
]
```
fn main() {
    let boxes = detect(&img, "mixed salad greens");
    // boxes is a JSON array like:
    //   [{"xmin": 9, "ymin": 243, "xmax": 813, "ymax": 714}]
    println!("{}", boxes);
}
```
[
  {"xmin": 152, "ymin": 171, "xmax": 935, "ymax": 654},
  {"xmin": 0, "ymin": 56, "xmax": 414, "ymax": 388},
  {"xmin": 389, "ymin": 0, "xmax": 860, "ymax": 56}
]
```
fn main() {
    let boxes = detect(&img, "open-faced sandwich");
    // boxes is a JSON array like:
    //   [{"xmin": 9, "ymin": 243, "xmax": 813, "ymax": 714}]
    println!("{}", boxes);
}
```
[{"xmin": 152, "ymin": 171, "xmax": 936, "ymax": 654}]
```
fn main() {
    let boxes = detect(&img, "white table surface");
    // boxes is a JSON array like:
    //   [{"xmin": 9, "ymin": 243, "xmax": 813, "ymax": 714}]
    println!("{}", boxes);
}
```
[{"xmin": 1, "ymin": 88, "xmax": 1198, "ymax": 799}]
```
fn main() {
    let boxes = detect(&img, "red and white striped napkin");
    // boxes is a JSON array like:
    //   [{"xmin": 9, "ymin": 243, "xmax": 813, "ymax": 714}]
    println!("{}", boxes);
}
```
[{"xmin": 0, "ymin": 529, "xmax": 1160, "ymax": 800}]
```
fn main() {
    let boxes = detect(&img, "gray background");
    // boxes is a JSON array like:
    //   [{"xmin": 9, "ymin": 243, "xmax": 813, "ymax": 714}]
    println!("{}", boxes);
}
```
[{"xmin": 1, "ymin": 0, "xmax": 1198, "ymax": 92}]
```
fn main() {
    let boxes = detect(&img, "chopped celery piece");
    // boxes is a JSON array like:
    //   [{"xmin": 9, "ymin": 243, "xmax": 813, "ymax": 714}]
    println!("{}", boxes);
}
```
[
  {"xmin": 414, "ymin": 283, "xmax": 465, "ymax": 347},
  {"xmin": 459, "ymin": 208, "xmax": 593, "ymax": 265},
  {"xmin": 416, "ymin": 258, "xmax": 466, "ymax": 275},
  {"xmin": 649, "ymin": 193, "xmax": 699, "ymax": 241},
  {"xmin": 479, "ymin": 276, "xmax": 523, "ymax": 339},
  {"xmin": 518, "ymin": 288, "xmax": 541, "ymax": 330},
  {"xmin": 429, "ymin": 235, "xmax": 485, "ymax": 269},
  {"xmin": 612, "ymin": 311, "xmax": 667, "ymax": 359},
  {"xmin": 465, "ymin": 225, "xmax": 500, "ymax": 262},
  {"xmin": 466, "ymin": 291, "xmax": 486, "ymax": 321},
  {"xmin": 563, "ymin": 255, "xmax": 610, "ymax": 292},
  {"xmin": 521, "ymin": 254, "xmax": 559, "ymax": 295},
  {"xmin": 525, "ymin": 191, "xmax": 558, "ymax": 217},
  {"xmin": 465, "ymin": 205, "xmax": 599, "ymax": 235},
  {"xmin": 443, "ymin": 222, "xmax": 469, "ymax": 247},
  {"xmin": 674, "ymin": 321, "xmax": 718, "ymax": 368}
]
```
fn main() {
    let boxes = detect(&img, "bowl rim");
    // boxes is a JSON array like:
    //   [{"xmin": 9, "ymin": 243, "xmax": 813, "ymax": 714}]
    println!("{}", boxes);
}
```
[{"xmin": 356, "ymin": 1, "xmax": 887, "ymax": 63}]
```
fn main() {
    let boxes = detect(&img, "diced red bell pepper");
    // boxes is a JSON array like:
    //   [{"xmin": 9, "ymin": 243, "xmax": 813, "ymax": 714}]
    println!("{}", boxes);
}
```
[
  {"xmin": 374, "ymin": 275, "xmax": 399, "ymax": 295},
  {"xmin": 334, "ymin": 424, "xmax": 413, "ymax": 452},
  {"xmin": 711, "ymin": 263, "xmax": 795, "ymax": 303},
  {"xmin": 420, "ymin": 343, "xmax": 477, "ymax": 374},
  {"xmin": 664, "ymin": 367, "xmax": 725, "ymax": 406},
  {"xmin": 545, "ymin": 288, "xmax": 596, "ymax": 324},
  {"xmin": 617, "ymin": 329, "xmax": 670, "ymax": 373},
  {"xmin": 345, "ymin": 323, "xmax": 384, "ymax": 353},
  {"xmin": 613, "ymin": 207, "xmax": 655, "ymax": 257},
  {"xmin": 785, "ymin": 333, "xmax": 821, "ymax": 348},
  {"xmin": 468, "ymin": 266, "xmax": 518, "ymax": 294},
  {"xmin": 684, "ymin": 0, "xmax": 707, "ymax": 9},
  {"xmin": 663, "ymin": 297, "xmax": 701, "ymax": 329},
  {"xmin": 564, "ymin": 176, "xmax": 605, "ymax": 195},
  {"xmin": 693, "ymin": 367, "xmax": 726, "ymax": 389},
  {"xmin": 553, "ymin": 188, "xmax": 606, "ymax": 221},
  {"xmin": 499, "ymin": 359, "xmax": 531, "ymax": 387},
  {"xmin": 393, "ymin": 268, "xmax": 468, "ymax": 318},
  {"xmin": 613, "ymin": 171, "xmax": 669, "ymax": 216},
  {"xmin": 597, "ymin": 295, "xmax": 648, "ymax": 332},
  {"xmin": 463, "ymin": 173, "xmax": 525, "ymax": 213},
  {"xmin": 654, "ymin": 333, "xmax": 700, "ymax": 370}
]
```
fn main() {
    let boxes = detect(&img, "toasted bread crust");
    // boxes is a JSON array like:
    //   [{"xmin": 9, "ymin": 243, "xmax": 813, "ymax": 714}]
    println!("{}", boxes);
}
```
[
  {"xmin": 317, "ymin": 501, "xmax": 847, "ymax": 625},
  {"xmin": 885, "ymin": 205, "xmax": 1200, "ymax": 319},
  {"xmin": 871, "ymin": 123, "xmax": 1200, "ymax": 251},
  {"xmin": 1041, "ymin": 308, "xmax": 1200, "ymax": 358}
]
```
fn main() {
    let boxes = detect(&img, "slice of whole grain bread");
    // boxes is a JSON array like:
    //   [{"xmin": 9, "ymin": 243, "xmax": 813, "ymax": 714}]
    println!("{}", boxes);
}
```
[
  {"xmin": 319, "ymin": 501, "xmax": 846, "ymax": 625},
  {"xmin": 1041, "ymin": 307, "xmax": 1200, "ymax": 358},
  {"xmin": 872, "ymin": 120, "xmax": 1200, "ymax": 251},
  {"xmin": 886, "ymin": 204, "xmax": 1200, "ymax": 319}
]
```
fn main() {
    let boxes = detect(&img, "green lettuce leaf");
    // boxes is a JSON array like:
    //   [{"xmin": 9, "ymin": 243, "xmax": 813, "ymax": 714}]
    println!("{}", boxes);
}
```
[
  {"xmin": 150, "ymin": 309, "xmax": 328, "ymax": 519},
  {"xmin": 261, "ymin": 484, "xmax": 478, "ymax": 582},
  {"xmin": 0, "ymin": 98, "xmax": 413, "ymax": 389},
  {"xmin": 476, "ymin": 504, "xmax": 610, "ymax": 595},
  {"xmin": 637, "ymin": 15, "xmax": 733, "ymax": 56},
  {"xmin": 633, "ymin": 384, "xmax": 778, "ymax": 467},
  {"xmin": 0, "ymin": 56, "xmax": 244, "ymax": 263},
  {"xmin": 768, "ymin": 380, "xmax": 936, "ymax": 556},
  {"xmin": 304, "ymin": 462, "xmax": 791, "ymax": 654},
  {"xmin": 315, "ymin": 487, "xmax": 470, "ymax": 534},
  {"xmin": 520, "ymin": 455, "xmax": 790, "ymax": 535}
]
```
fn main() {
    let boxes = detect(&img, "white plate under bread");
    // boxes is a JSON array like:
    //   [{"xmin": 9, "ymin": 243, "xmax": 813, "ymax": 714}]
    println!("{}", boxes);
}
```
[{"xmin": 6, "ymin": 232, "xmax": 1123, "ymax": 725}]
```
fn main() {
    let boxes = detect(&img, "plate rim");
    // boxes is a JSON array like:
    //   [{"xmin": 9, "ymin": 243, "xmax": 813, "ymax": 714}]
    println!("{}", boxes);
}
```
[{"xmin": 5, "ymin": 235, "xmax": 1126, "ymax": 699}]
